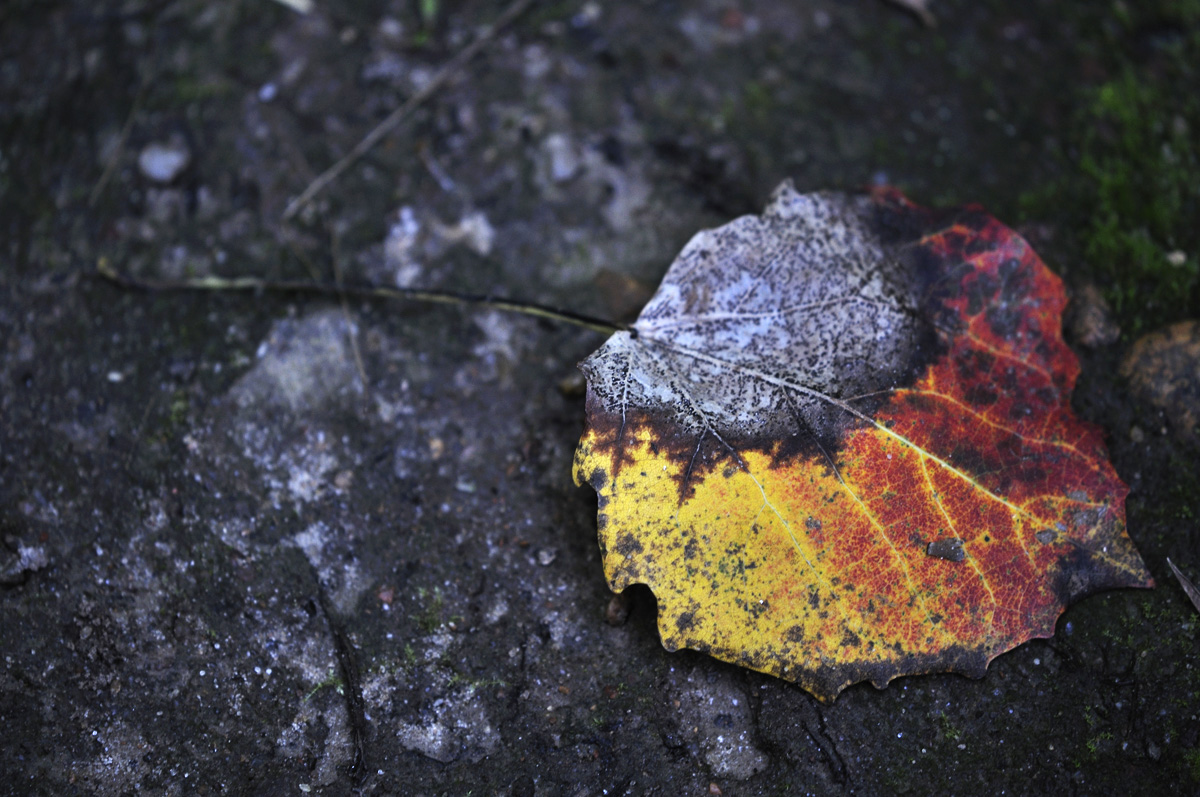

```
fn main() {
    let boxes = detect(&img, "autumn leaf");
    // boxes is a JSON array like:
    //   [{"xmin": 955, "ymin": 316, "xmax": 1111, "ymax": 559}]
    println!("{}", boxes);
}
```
[
  {"xmin": 572, "ymin": 181, "xmax": 1153, "ymax": 701},
  {"xmin": 1167, "ymin": 558, "xmax": 1200, "ymax": 615}
]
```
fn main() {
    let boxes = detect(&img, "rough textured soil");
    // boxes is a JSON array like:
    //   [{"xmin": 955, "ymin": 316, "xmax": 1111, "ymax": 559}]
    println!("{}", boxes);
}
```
[{"xmin": 2, "ymin": 1, "xmax": 1198, "ymax": 795}]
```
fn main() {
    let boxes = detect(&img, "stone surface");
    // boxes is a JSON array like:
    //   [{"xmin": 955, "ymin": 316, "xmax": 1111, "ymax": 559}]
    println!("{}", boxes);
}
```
[{"xmin": 1, "ymin": 1, "xmax": 1196, "ymax": 795}]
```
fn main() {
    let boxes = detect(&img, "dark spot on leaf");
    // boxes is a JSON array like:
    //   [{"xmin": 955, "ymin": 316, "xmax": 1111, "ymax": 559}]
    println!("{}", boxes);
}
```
[
  {"xmin": 1034, "ymin": 386, "xmax": 1059, "ymax": 406},
  {"xmin": 1008, "ymin": 401, "xmax": 1031, "ymax": 420},
  {"xmin": 944, "ymin": 443, "xmax": 994, "ymax": 480},
  {"xmin": 926, "ymin": 538, "xmax": 966, "ymax": 562},
  {"xmin": 676, "ymin": 612, "xmax": 695, "ymax": 631},
  {"xmin": 1016, "ymin": 466, "xmax": 1046, "ymax": 484},
  {"xmin": 997, "ymin": 258, "xmax": 1028, "ymax": 303},
  {"xmin": 960, "ymin": 212, "xmax": 997, "ymax": 249},
  {"xmin": 966, "ymin": 273, "xmax": 997, "ymax": 316},
  {"xmin": 956, "ymin": 348, "xmax": 995, "ymax": 381},
  {"xmin": 615, "ymin": 533, "xmax": 643, "ymax": 557},
  {"xmin": 964, "ymin": 385, "xmax": 997, "ymax": 406},
  {"xmin": 986, "ymin": 305, "xmax": 1021, "ymax": 340},
  {"xmin": 904, "ymin": 392, "xmax": 937, "ymax": 412}
]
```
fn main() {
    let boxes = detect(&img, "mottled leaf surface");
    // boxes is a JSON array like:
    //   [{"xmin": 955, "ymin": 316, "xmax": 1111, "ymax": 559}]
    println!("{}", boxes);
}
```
[{"xmin": 573, "ymin": 181, "xmax": 1153, "ymax": 701}]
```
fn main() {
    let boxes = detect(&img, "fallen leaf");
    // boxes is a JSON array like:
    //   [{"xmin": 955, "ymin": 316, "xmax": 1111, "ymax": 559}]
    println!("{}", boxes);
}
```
[
  {"xmin": 573, "ymin": 181, "xmax": 1153, "ymax": 701},
  {"xmin": 1167, "ymin": 558, "xmax": 1200, "ymax": 615}
]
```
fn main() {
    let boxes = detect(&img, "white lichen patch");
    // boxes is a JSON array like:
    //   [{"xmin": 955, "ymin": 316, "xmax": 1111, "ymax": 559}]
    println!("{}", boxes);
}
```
[
  {"xmin": 290, "ymin": 522, "xmax": 371, "ymax": 615},
  {"xmin": 233, "ymin": 421, "xmax": 347, "ymax": 509},
  {"xmin": 250, "ymin": 621, "xmax": 340, "ymax": 688},
  {"xmin": 674, "ymin": 667, "xmax": 769, "ymax": 779},
  {"xmin": 394, "ymin": 686, "xmax": 502, "ymax": 764},
  {"xmin": 229, "ymin": 309, "xmax": 362, "ymax": 415},
  {"xmin": 275, "ymin": 698, "xmax": 353, "ymax": 787}
]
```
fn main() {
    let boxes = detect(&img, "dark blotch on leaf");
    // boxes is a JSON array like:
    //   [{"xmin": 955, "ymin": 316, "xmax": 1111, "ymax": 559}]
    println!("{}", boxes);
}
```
[
  {"xmin": 966, "ymin": 272, "xmax": 998, "ymax": 316},
  {"xmin": 615, "ymin": 533, "xmax": 643, "ymax": 557},
  {"xmin": 986, "ymin": 305, "xmax": 1022, "ymax": 340},
  {"xmin": 926, "ymin": 538, "xmax": 966, "ymax": 562},
  {"xmin": 956, "ymin": 348, "xmax": 995, "ymax": 381},
  {"xmin": 963, "ymin": 385, "xmax": 998, "ymax": 406},
  {"xmin": 946, "ymin": 443, "xmax": 995, "ymax": 482}
]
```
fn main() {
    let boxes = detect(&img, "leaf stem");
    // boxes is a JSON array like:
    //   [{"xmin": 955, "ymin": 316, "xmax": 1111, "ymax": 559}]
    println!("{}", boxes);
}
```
[{"xmin": 95, "ymin": 258, "xmax": 628, "ymax": 336}]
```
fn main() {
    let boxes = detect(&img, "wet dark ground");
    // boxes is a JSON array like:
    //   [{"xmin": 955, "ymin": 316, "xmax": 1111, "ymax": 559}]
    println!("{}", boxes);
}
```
[{"xmin": 2, "ymin": 1, "xmax": 1198, "ymax": 794}]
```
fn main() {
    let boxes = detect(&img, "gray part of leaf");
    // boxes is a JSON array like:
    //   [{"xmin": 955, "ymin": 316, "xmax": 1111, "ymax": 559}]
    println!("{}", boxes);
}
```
[{"xmin": 580, "ymin": 181, "xmax": 931, "ymax": 447}]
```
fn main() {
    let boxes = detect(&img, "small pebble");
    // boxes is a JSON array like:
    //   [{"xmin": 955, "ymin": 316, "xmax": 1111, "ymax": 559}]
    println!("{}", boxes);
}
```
[
  {"xmin": 138, "ymin": 140, "xmax": 190, "ymax": 183},
  {"xmin": 605, "ymin": 591, "xmax": 633, "ymax": 626},
  {"xmin": 543, "ymin": 133, "xmax": 580, "ymax": 183},
  {"xmin": 1069, "ymin": 283, "xmax": 1120, "ymax": 348}
]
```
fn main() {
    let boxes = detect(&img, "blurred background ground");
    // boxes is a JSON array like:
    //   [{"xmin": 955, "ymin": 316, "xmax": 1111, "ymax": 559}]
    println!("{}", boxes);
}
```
[{"xmin": 1, "ymin": 1, "xmax": 1198, "ymax": 794}]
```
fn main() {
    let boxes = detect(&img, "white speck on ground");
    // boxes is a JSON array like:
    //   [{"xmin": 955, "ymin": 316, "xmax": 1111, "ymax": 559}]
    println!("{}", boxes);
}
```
[{"xmin": 137, "ymin": 139, "xmax": 191, "ymax": 183}]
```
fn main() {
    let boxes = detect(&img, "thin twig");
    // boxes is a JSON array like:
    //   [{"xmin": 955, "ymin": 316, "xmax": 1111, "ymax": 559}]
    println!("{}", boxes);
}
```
[
  {"xmin": 95, "ymin": 257, "xmax": 628, "ymax": 336},
  {"xmin": 282, "ymin": 0, "xmax": 537, "ymax": 221},
  {"xmin": 89, "ymin": 79, "xmax": 148, "ymax": 207}
]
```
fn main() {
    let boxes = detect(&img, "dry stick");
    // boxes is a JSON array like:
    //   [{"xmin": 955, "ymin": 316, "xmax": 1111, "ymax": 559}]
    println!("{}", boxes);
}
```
[
  {"xmin": 90, "ymin": 79, "xmax": 147, "ymax": 207},
  {"xmin": 95, "ymin": 258, "xmax": 630, "ymax": 337},
  {"xmin": 281, "ymin": 0, "xmax": 537, "ymax": 221}
]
